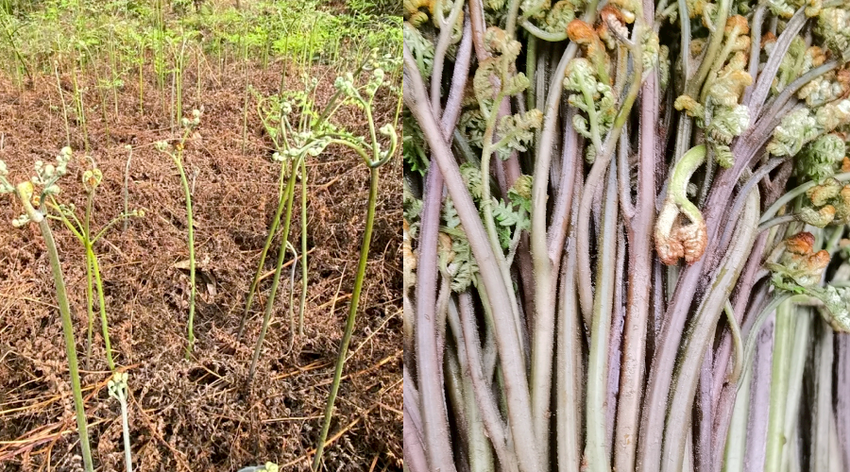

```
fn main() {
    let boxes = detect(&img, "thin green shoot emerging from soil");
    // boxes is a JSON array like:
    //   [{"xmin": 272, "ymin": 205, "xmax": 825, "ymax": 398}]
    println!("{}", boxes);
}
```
[
  {"xmin": 157, "ymin": 110, "xmax": 201, "ymax": 356},
  {"xmin": 312, "ymin": 61, "xmax": 398, "ymax": 471},
  {"xmin": 107, "ymin": 372, "xmax": 133, "ymax": 472},
  {"xmin": 0, "ymin": 149, "xmax": 94, "ymax": 472},
  {"xmin": 47, "ymin": 158, "xmax": 144, "ymax": 372},
  {"xmin": 240, "ymin": 62, "xmax": 363, "ymax": 341}
]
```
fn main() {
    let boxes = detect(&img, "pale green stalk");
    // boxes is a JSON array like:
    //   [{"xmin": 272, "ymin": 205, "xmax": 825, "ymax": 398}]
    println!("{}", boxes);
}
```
[
  {"xmin": 124, "ymin": 146, "xmax": 132, "ymax": 231},
  {"xmin": 70, "ymin": 56, "xmax": 88, "ymax": 152},
  {"xmin": 765, "ymin": 299, "xmax": 795, "ymax": 470},
  {"xmin": 84, "ymin": 242, "xmax": 96, "ymax": 365},
  {"xmin": 176, "ymin": 36, "xmax": 187, "ymax": 126},
  {"xmin": 240, "ymin": 17, "xmax": 250, "ymax": 154},
  {"xmin": 723, "ymin": 360, "xmax": 752, "ymax": 472},
  {"xmin": 781, "ymin": 309, "xmax": 810, "ymax": 466},
  {"xmin": 89, "ymin": 247, "xmax": 115, "ymax": 371},
  {"xmin": 299, "ymin": 157, "xmax": 308, "ymax": 336},
  {"xmin": 171, "ymin": 145, "xmax": 196, "ymax": 355},
  {"xmin": 195, "ymin": 46, "xmax": 202, "ymax": 106},
  {"xmin": 585, "ymin": 160, "xmax": 618, "ymax": 472},
  {"xmin": 137, "ymin": 37, "xmax": 144, "ymax": 115},
  {"xmin": 18, "ymin": 183, "xmax": 94, "ymax": 472},
  {"xmin": 54, "ymin": 61, "xmax": 71, "ymax": 147},
  {"xmin": 239, "ymin": 162, "xmax": 288, "ymax": 338},
  {"xmin": 108, "ymin": 372, "xmax": 132, "ymax": 472},
  {"xmin": 109, "ymin": 27, "xmax": 118, "ymax": 118},
  {"xmin": 312, "ymin": 165, "xmax": 380, "ymax": 471},
  {"xmin": 248, "ymin": 156, "xmax": 302, "ymax": 379},
  {"xmin": 119, "ymin": 393, "xmax": 131, "ymax": 472}
]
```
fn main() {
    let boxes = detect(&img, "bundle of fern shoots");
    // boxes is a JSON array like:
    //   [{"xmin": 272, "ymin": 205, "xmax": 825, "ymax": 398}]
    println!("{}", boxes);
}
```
[{"xmin": 404, "ymin": 0, "xmax": 850, "ymax": 470}]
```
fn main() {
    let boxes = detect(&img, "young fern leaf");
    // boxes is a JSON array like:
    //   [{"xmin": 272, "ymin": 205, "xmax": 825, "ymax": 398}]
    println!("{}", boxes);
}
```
[
  {"xmin": 768, "ymin": 98, "xmax": 850, "ymax": 159},
  {"xmin": 815, "ymin": 7, "xmax": 850, "ymax": 61},
  {"xmin": 508, "ymin": 174, "xmax": 533, "ymax": 213},
  {"xmin": 767, "ymin": 233, "xmax": 850, "ymax": 331},
  {"xmin": 403, "ymin": 22, "xmax": 435, "ymax": 76},
  {"xmin": 403, "ymin": 110, "xmax": 430, "ymax": 175},
  {"xmin": 492, "ymin": 198, "xmax": 530, "ymax": 248},
  {"xmin": 793, "ymin": 178, "xmax": 850, "ymax": 226},
  {"xmin": 440, "ymin": 199, "xmax": 479, "ymax": 292},
  {"xmin": 459, "ymin": 162, "xmax": 485, "ymax": 199},
  {"xmin": 494, "ymin": 109, "xmax": 543, "ymax": 159},
  {"xmin": 676, "ymin": 47, "xmax": 753, "ymax": 168},
  {"xmin": 563, "ymin": 57, "xmax": 615, "ymax": 162},
  {"xmin": 473, "ymin": 28, "xmax": 529, "ymax": 116},
  {"xmin": 765, "ymin": 0, "xmax": 803, "ymax": 19},
  {"xmin": 795, "ymin": 133, "xmax": 846, "ymax": 182},
  {"xmin": 768, "ymin": 107, "xmax": 822, "ymax": 157}
]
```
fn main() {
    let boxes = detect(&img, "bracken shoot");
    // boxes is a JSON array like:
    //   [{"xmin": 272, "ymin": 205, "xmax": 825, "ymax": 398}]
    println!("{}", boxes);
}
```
[{"xmin": 404, "ymin": 0, "xmax": 850, "ymax": 471}]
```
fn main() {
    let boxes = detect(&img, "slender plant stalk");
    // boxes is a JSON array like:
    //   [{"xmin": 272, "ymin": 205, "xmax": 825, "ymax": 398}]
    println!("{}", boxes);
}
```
[
  {"xmin": 82, "ymin": 172, "xmax": 97, "ymax": 365},
  {"xmin": 764, "ymin": 298, "xmax": 794, "ymax": 470},
  {"xmin": 175, "ymin": 36, "xmax": 187, "ymax": 129},
  {"xmin": 585, "ymin": 162, "xmax": 619, "ymax": 472},
  {"xmin": 781, "ymin": 309, "xmax": 810, "ymax": 466},
  {"xmin": 123, "ymin": 146, "xmax": 132, "ymax": 231},
  {"xmin": 18, "ymin": 183, "xmax": 94, "ymax": 472},
  {"xmin": 248, "ymin": 155, "xmax": 301, "ymax": 379},
  {"xmin": 172, "ymin": 147, "xmax": 196, "ymax": 355},
  {"xmin": 70, "ymin": 56, "xmax": 88, "ymax": 152},
  {"xmin": 137, "ymin": 37, "xmax": 144, "ymax": 115},
  {"xmin": 89, "ymin": 247, "xmax": 115, "ymax": 371},
  {"xmin": 45, "ymin": 219, "xmax": 94, "ymax": 472},
  {"xmin": 311, "ymin": 165, "xmax": 379, "ymax": 471},
  {"xmin": 528, "ymin": 40, "xmax": 578, "ymax": 471},
  {"xmin": 812, "ymin": 322, "xmax": 834, "ymax": 471},
  {"xmin": 241, "ymin": 18, "xmax": 250, "ymax": 155},
  {"xmin": 109, "ymin": 27, "xmax": 119, "ymax": 118},
  {"xmin": 86, "ymin": 43, "xmax": 110, "ymax": 142},
  {"xmin": 119, "ymin": 393, "xmax": 132, "ymax": 472},
  {"xmin": 299, "ymin": 157, "xmax": 308, "ymax": 336},
  {"xmin": 53, "ymin": 61, "xmax": 71, "ymax": 147},
  {"xmin": 195, "ymin": 46, "xmax": 202, "ymax": 106},
  {"xmin": 723, "ymin": 357, "xmax": 753, "ymax": 472},
  {"xmin": 84, "ymin": 241, "xmax": 96, "ymax": 365},
  {"xmin": 614, "ymin": 20, "xmax": 658, "ymax": 469},
  {"xmin": 239, "ymin": 163, "xmax": 288, "ymax": 338}
]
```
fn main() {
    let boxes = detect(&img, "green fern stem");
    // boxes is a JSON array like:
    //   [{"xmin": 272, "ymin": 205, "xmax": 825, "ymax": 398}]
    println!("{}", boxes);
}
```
[
  {"xmin": 765, "ymin": 298, "xmax": 794, "ymax": 470},
  {"xmin": 172, "ymin": 150, "xmax": 196, "ymax": 356},
  {"xmin": 299, "ymin": 156, "xmax": 308, "ymax": 337},
  {"xmin": 88, "ymin": 244, "xmax": 115, "ymax": 371},
  {"xmin": 20, "ymin": 183, "xmax": 94, "ymax": 472},
  {"xmin": 84, "ymin": 241, "xmax": 96, "ymax": 366},
  {"xmin": 312, "ymin": 165, "xmax": 379, "ymax": 471},
  {"xmin": 248, "ymin": 154, "xmax": 302, "ymax": 381},
  {"xmin": 240, "ymin": 162, "xmax": 288, "ymax": 338}
]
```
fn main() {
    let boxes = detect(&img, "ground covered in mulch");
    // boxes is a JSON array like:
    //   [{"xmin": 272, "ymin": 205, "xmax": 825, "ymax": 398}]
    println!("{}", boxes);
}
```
[{"xmin": 0, "ymin": 59, "xmax": 402, "ymax": 471}]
